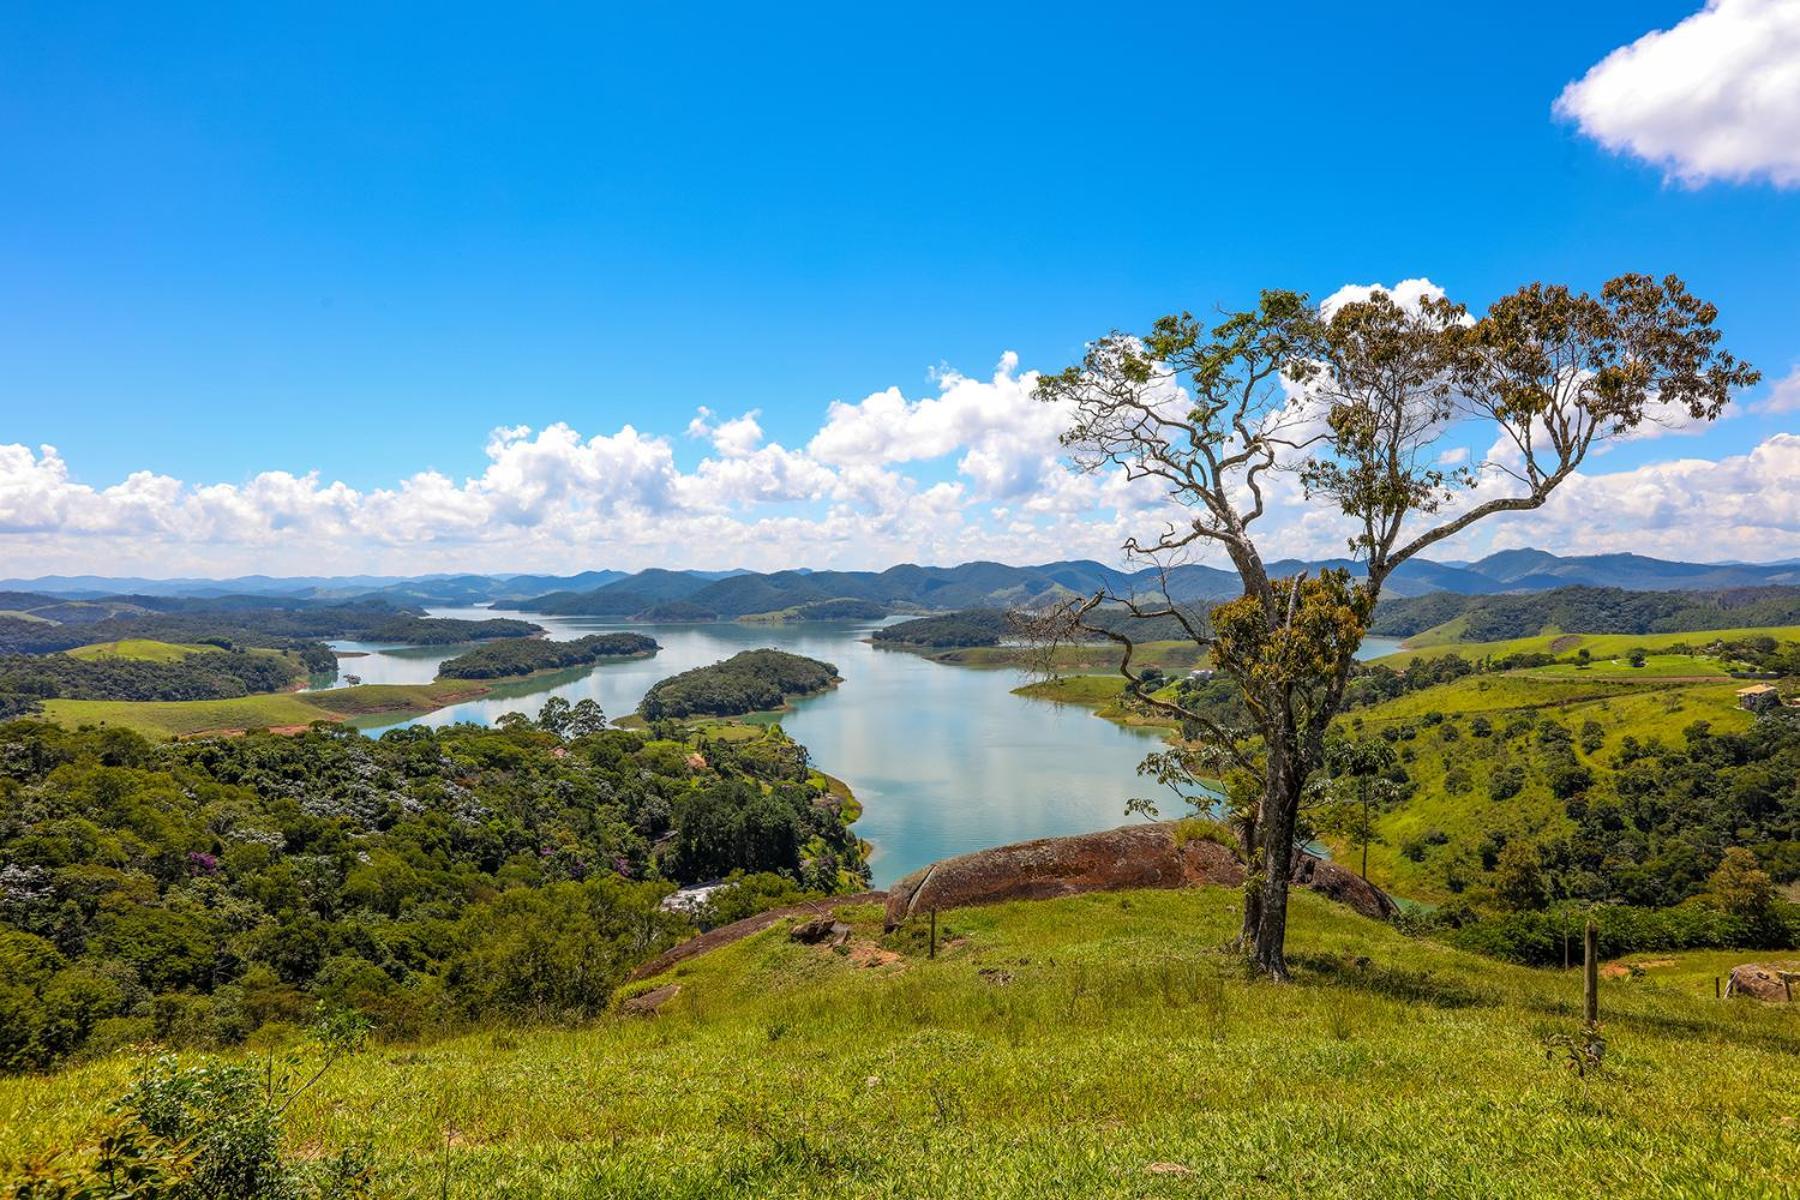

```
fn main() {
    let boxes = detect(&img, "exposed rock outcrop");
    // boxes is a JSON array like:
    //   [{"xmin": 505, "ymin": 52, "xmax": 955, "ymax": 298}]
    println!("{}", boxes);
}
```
[
  {"xmin": 620, "ymin": 983, "xmax": 681, "ymax": 1015},
  {"xmin": 790, "ymin": 916, "xmax": 853, "ymax": 947},
  {"xmin": 628, "ymin": 891, "xmax": 887, "ymax": 981},
  {"xmin": 1726, "ymin": 962, "xmax": 1798, "ymax": 1002},
  {"xmin": 883, "ymin": 821, "xmax": 1397, "ymax": 928}
]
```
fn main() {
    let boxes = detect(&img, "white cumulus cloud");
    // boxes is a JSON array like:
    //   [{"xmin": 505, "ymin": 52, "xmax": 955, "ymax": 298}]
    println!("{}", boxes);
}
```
[
  {"xmin": 1555, "ymin": 0, "xmax": 1800, "ymax": 187},
  {"xmin": 0, "ymin": 334, "xmax": 1792, "ymax": 577}
]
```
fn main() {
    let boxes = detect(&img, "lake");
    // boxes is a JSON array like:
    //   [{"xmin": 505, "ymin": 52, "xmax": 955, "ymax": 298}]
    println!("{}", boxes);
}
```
[{"xmin": 329, "ymin": 610, "xmax": 1403, "ymax": 887}]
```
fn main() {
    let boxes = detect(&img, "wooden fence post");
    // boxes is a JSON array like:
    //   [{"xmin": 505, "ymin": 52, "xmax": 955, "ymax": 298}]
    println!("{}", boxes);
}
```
[
  {"xmin": 1583, "ymin": 916, "xmax": 1598, "ymax": 1026},
  {"xmin": 929, "ymin": 908, "xmax": 938, "ymax": 959}
]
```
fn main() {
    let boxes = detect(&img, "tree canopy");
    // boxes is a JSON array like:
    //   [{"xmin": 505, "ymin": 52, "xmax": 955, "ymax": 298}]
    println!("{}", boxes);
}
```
[{"xmin": 1037, "ymin": 275, "xmax": 1757, "ymax": 978}]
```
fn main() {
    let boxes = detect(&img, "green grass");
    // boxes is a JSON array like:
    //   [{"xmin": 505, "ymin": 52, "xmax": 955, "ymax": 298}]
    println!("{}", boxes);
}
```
[
  {"xmin": 1338, "ymin": 676, "xmax": 1754, "ymax": 899},
  {"xmin": 1516, "ymin": 653, "xmax": 1730, "ymax": 679},
  {"xmin": 1382, "ymin": 624, "xmax": 1800, "ymax": 667},
  {"xmin": 39, "ymin": 680, "xmax": 493, "ymax": 738},
  {"xmin": 63, "ymin": 638, "xmax": 216, "ymax": 662},
  {"xmin": 3, "ymin": 888, "xmax": 1794, "ymax": 1197},
  {"xmin": 1012, "ymin": 674, "xmax": 1132, "ymax": 705}
]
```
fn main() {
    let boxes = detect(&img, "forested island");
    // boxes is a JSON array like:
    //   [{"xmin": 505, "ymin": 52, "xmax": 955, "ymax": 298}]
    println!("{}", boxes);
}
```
[
  {"xmin": 872, "ymin": 609, "xmax": 1013, "ymax": 647},
  {"xmin": 436, "ymin": 632, "xmax": 659, "ymax": 680},
  {"xmin": 638, "ymin": 649, "xmax": 839, "ymax": 719}
]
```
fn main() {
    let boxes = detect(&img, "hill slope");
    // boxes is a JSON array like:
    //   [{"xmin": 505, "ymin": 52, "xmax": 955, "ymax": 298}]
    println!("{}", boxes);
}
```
[{"xmin": 5, "ymin": 888, "xmax": 1792, "ymax": 1197}]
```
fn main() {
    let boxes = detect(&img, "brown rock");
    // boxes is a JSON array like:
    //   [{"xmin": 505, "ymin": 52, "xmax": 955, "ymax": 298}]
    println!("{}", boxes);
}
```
[
  {"xmin": 1288, "ymin": 853, "xmax": 1400, "ymax": 921},
  {"xmin": 790, "ymin": 916, "xmax": 852, "ymax": 947},
  {"xmin": 628, "ymin": 891, "xmax": 887, "ymax": 982},
  {"xmin": 620, "ymin": 983, "xmax": 681, "ymax": 1015},
  {"xmin": 1726, "ymin": 963, "xmax": 1798, "ymax": 1002},
  {"xmin": 883, "ymin": 821, "xmax": 1397, "ymax": 928}
]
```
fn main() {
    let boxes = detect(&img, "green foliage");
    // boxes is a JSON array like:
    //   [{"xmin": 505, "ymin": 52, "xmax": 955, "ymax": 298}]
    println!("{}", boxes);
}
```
[
  {"xmin": 1370, "ymin": 584, "xmax": 1800, "ymax": 642},
  {"xmin": 5, "ymin": 1009, "xmax": 373, "ymax": 1198},
  {"xmin": 638, "ymin": 650, "xmax": 838, "ymax": 720},
  {"xmin": 1439, "ymin": 900, "xmax": 1800, "ymax": 966},
  {"xmin": 0, "ymin": 716, "xmax": 865, "ymax": 1070},
  {"xmin": 0, "ymin": 650, "xmax": 305, "ymax": 715},
  {"xmin": 788, "ymin": 599, "xmax": 886, "ymax": 621},
  {"xmin": 361, "ymin": 616, "xmax": 540, "ymax": 645},
  {"xmin": 697, "ymin": 872, "xmax": 825, "ymax": 927},
  {"xmin": 871, "ymin": 610, "xmax": 1012, "ymax": 648},
  {"xmin": 435, "ymin": 633, "xmax": 658, "ymax": 680}
]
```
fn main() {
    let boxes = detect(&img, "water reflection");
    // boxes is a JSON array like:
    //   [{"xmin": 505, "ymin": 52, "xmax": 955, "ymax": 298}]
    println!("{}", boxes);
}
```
[{"xmin": 328, "ymin": 608, "xmax": 1403, "ymax": 886}]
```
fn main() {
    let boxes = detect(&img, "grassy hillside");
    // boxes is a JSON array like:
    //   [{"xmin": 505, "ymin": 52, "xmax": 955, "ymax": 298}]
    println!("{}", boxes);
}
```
[
  {"xmin": 40, "ymin": 679, "xmax": 490, "ymax": 737},
  {"xmin": 1341, "ymin": 676, "xmax": 1756, "ymax": 901},
  {"xmin": 4, "ymin": 888, "xmax": 1793, "ymax": 1197},
  {"xmin": 62, "ymin": 638, "xmax": 215, "ymax": 662},
  {"xmin": 1385, "ymin": 623, "xmax": 1800, "ymax": 663}
]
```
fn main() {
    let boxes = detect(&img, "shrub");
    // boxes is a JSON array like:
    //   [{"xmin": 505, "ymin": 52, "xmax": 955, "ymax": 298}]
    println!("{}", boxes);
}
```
[{"xmin": 1488, "ymin": 766, "xmax": 1525, "ymax": 802}]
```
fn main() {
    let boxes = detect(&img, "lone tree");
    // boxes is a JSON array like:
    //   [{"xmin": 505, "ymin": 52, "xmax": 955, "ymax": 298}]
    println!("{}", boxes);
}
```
[{"xmin": 1035, "ymin": 275, "xmax": 1756, "ymax": 979}]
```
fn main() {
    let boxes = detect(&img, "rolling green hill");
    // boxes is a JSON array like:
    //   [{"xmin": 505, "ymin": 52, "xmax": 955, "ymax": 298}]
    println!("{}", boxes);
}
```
[
  {"xmin": 5, "ymin": 888, "xmax": 1793, "ymax": 1196},
  {"xmin": 1378, "ymin": 624, "xmax": 1800, "ymax": 666},
  {"xmin": 40, "ymin": 679, "xmax": 492, "ymax": 737},
  {"xmin": 62, "ymin": 638, "xmax": 216, "ymax": 662}
]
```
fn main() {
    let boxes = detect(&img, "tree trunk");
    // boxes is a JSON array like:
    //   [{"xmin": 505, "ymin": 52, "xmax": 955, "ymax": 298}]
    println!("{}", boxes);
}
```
[{"xmin": 1251, "ymin": 757, "xmax": 1302, "ymax": 980}]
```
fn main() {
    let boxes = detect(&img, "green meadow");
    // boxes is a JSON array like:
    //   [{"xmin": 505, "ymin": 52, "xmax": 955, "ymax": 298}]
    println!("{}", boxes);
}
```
[
  {"xmin": 4, "ymin": 888, "xmax": 1793, "ymax": 1198},
  {"xmin": 62, "ymin": 638, "xmax": 217, "ymax": 662}
]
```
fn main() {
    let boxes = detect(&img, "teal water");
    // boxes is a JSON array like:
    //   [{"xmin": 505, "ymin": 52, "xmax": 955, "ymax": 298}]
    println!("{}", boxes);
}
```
[{"xmin": 332, "ymin": 610, "xmax": 1403, "ymax": 887}]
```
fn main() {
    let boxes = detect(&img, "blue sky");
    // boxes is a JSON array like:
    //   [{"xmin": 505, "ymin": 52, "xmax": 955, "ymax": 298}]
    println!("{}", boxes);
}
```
[{"xmin": 2, "ymin": 1, "xmax": 1797, "ymax": 575}]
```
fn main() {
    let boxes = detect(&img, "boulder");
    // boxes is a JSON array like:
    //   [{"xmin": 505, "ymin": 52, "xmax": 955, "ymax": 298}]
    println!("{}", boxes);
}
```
[
  {"xmin": 1289, "ymin": 853, "xmax": 1400, "ymax": 921},
  {"xmin": 1726, "ymin": 963, "xmax": 1797, "ymax": 1003},
  {"xmin": 790, "ymin": 916, "xmax": 853, "ymax": 947},
  {"xmin": 620, "ymin": 983, "xmax": 681, "ymax": 1015},
  {"xmin": 883, "ymin": 821, "xmax": 1397, "ymax": 928}
]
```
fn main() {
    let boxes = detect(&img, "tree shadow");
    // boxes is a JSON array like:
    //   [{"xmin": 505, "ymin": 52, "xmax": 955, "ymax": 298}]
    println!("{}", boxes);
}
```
[{"xmin": 1287, "ymin": 951, "xmax": 1489, "ymax": 1009}]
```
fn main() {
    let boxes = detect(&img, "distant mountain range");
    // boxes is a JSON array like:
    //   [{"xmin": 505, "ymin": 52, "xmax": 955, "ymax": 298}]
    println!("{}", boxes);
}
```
[{"xmin": 7, "ymin": 551, "xmax": 1800, "ymax": 621}]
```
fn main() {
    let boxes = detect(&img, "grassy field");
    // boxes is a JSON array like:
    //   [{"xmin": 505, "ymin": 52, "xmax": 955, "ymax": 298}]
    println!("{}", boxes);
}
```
[
  {"xmin": 1382, "ymin": 623, "xmax": 1800, "ymax": 667},
  {"xmin": 62, "ymin": 638, "xmax": 216, "ymax": 662},
  {"xmin": 1514, "ymin": 653, "xmax": 1730, "ymax": 680},
  {"xmin": 3, "ymin": 887, "xmax": 1793, "ymax": 1198},
  {"xmin": 40, "ymin": 680, "xmax": 491, "ymax": 738}
]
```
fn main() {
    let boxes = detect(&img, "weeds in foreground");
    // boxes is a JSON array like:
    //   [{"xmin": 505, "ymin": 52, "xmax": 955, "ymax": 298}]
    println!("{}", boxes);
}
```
[{"xmin": 4, "ymin": 1007, "xmax": 373, "ymax": 1200}]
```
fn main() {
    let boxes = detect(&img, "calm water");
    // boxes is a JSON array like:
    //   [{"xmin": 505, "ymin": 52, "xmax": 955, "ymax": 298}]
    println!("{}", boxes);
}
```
[{"xmin": 325, "ymin": 610, "xmax": 1403, "ymax": 886}]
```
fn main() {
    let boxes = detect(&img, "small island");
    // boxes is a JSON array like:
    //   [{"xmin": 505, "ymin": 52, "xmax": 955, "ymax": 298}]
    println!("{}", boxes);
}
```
[
  {"xmin": 870, "ymin": 609, "xmax": 1011, "ymax": 648},
  {"xmin": 436, "ymin": 632, "xmax": 659, "ymax": 679},
  {"xmin": 638, "ymin": 648, "xmax": 839, "ymax": 719}
]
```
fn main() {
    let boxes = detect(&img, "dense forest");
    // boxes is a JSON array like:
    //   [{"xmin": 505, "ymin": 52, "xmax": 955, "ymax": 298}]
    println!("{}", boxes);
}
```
[
  {"xmin": 0, "ymin": 650, "xmax": 306, "ymax": 719},
  {"xmin": 0, "ymin": 712, "xmax": 866, "ymax": 1071},
  {"xmin": 357, "ymin": 615, "xmax": 542, "ymax": 645},
  {"xmin": 872, "ymin": 610, "xmax": 1013, "ymax": 647},
  {"xmin": 1369, "ymin": 585, "xmax": 1800, "ymax": 641},
  {"xmin": 435, "ymin": 633, "xmax": 659, "ymax": 679},
  {"xmin": 638, "ymin": 650, "xmax": 839, "ymax": 719},
  {"xmin": 788, "ymin": 599, "xmax": 887, "ymax": 620}
]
